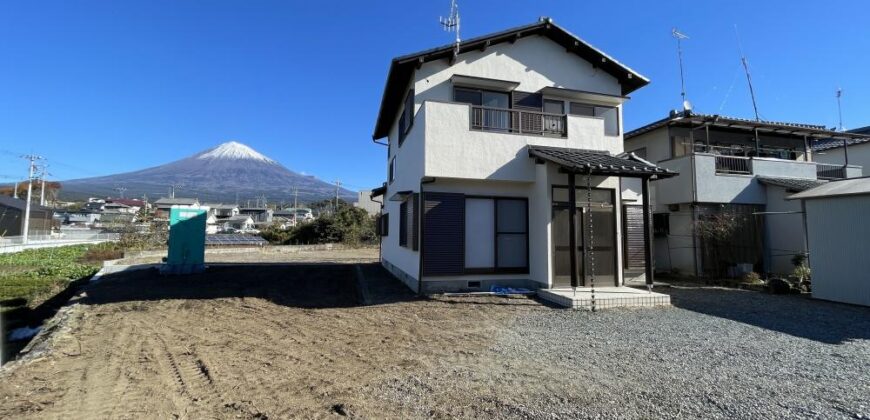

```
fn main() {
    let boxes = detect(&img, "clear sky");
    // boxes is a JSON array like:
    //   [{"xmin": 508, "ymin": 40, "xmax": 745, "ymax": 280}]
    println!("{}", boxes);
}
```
[{"xmin": 1, "ymin": 0, "xmax": 868, "ymax": 191}]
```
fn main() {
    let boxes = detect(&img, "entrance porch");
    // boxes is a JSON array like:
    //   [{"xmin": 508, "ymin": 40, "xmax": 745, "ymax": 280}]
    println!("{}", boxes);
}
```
[
  {"xmin": 528, "ymin": 145, "xmax": 678, "ymax": 309},
  {"xmin": 538, "ymin": 287, "xmax": 671, "ymax": 310}
]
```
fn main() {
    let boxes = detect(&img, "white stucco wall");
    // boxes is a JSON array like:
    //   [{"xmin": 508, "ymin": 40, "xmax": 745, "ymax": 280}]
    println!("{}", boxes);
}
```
[
  {"xmin": 813, "ymin": 144, "xmax": 869, "ymax": 176},
  {"xmin": 423, "ymin": 101, "xmax": 617, "ymax": 181},
  {"xmin": 624, "ymin": 128, "xmax": 671, "ymax": 163},
  {"xmin": 414, "ymin": 35, "xmax": 621, "ymax": 106},
  {"xmin": 763, "ymin": 185, "xmax": 807, "ymax": 275}
]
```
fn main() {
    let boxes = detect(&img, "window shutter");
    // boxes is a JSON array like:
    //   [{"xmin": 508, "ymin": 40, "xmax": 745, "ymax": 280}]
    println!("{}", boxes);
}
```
[
  {"xmin": 512, "ymin": 91, "xmax": 543, "ymax": 111},
  {"xmin": 410, "ymin": 193, "xmax": 419, "ymax": 251},
  {"xmin": 422, "ymin": 192, "xmax": 465, "ymax": 276},
  {"xmin": 399, "ymin": 202, "xmax": 408, "ymax": 247}
]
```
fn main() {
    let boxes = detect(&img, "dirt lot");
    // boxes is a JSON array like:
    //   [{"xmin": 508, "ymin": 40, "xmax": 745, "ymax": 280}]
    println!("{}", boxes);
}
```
[{"xmin": 0, "ymin": 250, "xmax": 868, "ymax": 419}]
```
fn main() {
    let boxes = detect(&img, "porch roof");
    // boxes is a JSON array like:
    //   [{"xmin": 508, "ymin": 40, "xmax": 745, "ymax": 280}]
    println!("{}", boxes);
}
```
[
  {"xmin": 757, "ymin": 176, "xmax": 826, "ymax": 193},
  {"xmin": 528, "ymin": 145, "xmax": 678, "ymax": 178}
]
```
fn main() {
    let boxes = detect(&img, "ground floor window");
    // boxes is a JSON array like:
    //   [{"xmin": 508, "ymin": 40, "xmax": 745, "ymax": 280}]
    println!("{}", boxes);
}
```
[{"xmin": 464, "ymin": 197, "xmax": 528, "ymax": 273}]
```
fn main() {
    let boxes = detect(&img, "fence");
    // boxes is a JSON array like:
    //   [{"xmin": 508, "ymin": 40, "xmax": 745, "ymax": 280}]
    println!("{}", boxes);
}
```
[
  {"xmin": 714, "ymin": 155, "xmax": 752, "ymax": 175},
  {"xmin": 816, "ymin": 163, "xmax": 846, "ymax": 180},
  {"xmin": 0, "ymin": 231, "xmax": 119, "ymax": 252},
  {"xmin": 470, "ymin": 106, "xmax": 567, "ymax": 137}
]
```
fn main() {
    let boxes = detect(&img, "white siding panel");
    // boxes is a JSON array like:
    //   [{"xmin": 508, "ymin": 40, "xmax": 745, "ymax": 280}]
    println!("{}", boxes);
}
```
[{"xmin": 806, "ymin": 196, "xmax": 870, "ymax": 306}]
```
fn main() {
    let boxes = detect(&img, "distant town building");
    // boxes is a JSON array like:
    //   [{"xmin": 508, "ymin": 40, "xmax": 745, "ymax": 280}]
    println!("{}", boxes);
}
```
[{"xmin": 354, "ymin": 190, "xmax": 381, "ymax": 216}]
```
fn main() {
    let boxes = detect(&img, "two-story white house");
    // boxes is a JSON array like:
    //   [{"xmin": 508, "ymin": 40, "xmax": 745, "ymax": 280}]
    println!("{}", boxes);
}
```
[
  {"xmin": 624, "ymin": 111, "xmax": 867, "ymax": 277},
  {"xmin": 370, "ymin": 18, "xmax": 676, "ymax": 307}
]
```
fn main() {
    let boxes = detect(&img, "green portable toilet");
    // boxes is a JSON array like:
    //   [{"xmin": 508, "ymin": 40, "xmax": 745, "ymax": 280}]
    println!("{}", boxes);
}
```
[{"xmin": 162, "ymin": 205, "xmax": 209, "ymax": 274}]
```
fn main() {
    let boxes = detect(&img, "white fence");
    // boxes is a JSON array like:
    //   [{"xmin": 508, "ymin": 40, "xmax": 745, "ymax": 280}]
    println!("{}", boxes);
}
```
[{"xmin": 0, "ymin": 230, "xmax": 120, "ymax": 253}]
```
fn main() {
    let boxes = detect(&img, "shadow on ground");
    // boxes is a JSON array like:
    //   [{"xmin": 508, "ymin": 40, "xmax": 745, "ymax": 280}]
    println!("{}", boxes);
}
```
[
  {"xmin": 85, "ymin": 262, "xmax": 419, "ymax": 309},
  {"xmin": 665, "ymin": 287, "xmax": 870, "ymax": 344}
]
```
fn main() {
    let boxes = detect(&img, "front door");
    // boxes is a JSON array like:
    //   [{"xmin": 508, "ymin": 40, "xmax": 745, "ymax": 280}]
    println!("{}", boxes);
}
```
[{"xmin": 551, "ymin": 186, "xmax": 617, "ymax": 288}]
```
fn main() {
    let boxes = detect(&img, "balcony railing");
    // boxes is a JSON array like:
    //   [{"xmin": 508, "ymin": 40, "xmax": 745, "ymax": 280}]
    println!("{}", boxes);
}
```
[
  {"xmin": 816, "ymin": 163, "xmax": 846, "ymax": 180},
  {"xmin": 470, "ymin": 106, "xmax": 567, "ymax": 137},
  {"xmin": 715, "ymin": 155, "xmax": 752, "ymax": 175}
]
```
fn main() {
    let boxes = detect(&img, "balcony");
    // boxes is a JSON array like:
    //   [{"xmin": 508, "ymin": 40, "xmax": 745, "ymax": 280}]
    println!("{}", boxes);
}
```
[
  {"xmin": 815, "ymin": 163, "xmax": 847, "ymax": 180},
  {"xmin": 469, "ymin": 106, "xmax": 567, "ymax": 137}
]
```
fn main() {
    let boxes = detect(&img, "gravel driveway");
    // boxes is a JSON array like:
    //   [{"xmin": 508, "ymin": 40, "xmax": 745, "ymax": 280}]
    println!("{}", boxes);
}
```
[{"xmin": 378, "ymin": 287, "xmax": 870, "ymax": 419}]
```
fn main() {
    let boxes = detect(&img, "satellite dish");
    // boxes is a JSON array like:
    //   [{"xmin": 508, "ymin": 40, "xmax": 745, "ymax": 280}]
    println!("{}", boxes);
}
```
[{"xmin": 682, "ymin": 100, "xmax": 693, "ymax": 112}]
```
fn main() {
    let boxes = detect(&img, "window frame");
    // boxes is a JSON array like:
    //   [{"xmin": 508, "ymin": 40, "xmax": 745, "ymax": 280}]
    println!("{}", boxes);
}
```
[
  {"xmin": 567, "ymin": 101, "xmax": 621, "ymax": 137},
  {"xmin": 463, "ymin": 195, "xmax": 529, "ymax": 275},
  {"xmin": 388, "ymin": 157, "xmax": 396, "ymax": 184},
  {"xmin": 398, "ymin": 88, "xmax": 415, "ymax": 146}
]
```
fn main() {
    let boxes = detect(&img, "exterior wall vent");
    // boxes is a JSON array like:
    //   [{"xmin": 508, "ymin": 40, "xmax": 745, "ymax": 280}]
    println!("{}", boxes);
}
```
[{"xmin": 468, "ymin": 281, "xmax": 482, "ymax": 289}]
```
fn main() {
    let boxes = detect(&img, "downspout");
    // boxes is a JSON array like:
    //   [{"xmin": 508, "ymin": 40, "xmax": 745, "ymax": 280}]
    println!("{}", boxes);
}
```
[
  {"xmin": 690, "ymin": 144, "xmax": 700, "ymax": 278},
  {"xmin": 417, "ymin": 176, "xmax": 436, "ymax": 296}
]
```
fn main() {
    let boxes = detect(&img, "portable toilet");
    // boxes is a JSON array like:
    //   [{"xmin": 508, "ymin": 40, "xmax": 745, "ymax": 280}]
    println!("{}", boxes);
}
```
[{"xmin": 162, "ymin": 205, "xmax": 209, "ymax": 274}]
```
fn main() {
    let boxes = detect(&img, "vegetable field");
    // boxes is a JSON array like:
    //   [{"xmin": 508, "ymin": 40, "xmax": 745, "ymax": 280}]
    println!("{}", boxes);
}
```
[{"xmin": 0, "ymin": 245, "xmax": 106, "ymax": 308}]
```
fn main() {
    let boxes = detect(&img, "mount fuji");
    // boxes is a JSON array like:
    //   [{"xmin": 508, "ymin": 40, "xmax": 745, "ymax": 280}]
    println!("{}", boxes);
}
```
[{"xmin": 59, "ymin": 141, "xmax": 356, "ymax": 203}]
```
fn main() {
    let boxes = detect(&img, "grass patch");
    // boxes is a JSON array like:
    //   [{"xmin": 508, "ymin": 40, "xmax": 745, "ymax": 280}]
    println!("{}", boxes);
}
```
[{"xmin": 0, "ymin": 244, "xmax": 117, "ymax": 308}]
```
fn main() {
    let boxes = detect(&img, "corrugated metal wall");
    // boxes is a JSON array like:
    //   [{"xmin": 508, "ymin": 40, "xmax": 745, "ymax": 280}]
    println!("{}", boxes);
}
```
[{"xmin": 806, "ymin": 195, "xmax": 870, "ymax": 306}]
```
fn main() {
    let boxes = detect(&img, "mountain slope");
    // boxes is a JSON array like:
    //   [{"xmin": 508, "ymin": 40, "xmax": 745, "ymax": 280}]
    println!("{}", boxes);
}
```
[{"xmin": 60, "ymin": 141, "xmax": 356, "ymax": 203}]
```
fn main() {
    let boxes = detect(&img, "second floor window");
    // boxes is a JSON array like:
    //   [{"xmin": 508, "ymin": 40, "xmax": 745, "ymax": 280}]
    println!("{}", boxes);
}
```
[
  {"xmin": 398, "ymin": 89, "xmax": 415, "ymax": 145},
  {"xmin": 455, "ymin": 87, "xmax": 511, "ymax": 131},
  {"xmin": 388, "ymin": 157, "xmax": 396, "ymax": 183},
  {"xmin": 569, "ymin": 102, "xmax": 620, "ymax": 137}
]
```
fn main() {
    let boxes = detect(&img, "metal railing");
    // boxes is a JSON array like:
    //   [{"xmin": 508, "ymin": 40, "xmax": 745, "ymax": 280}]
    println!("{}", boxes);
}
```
[
  {"xmin": 470, "ymin": 106, "xmax": 567, "ymax": 137},
  {"xmin": 715, "ymin": 155, "xmax": 752, "ymax": 175},
  {"xmin": 816, "ymin": 163, "xmax": 846, "ymax": 180}
]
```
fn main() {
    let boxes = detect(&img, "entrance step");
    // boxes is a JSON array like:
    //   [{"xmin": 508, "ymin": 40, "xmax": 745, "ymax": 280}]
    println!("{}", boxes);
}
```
[{"xmin": 538, "ymin": 286, "xmax": 671, "ymax": 310}]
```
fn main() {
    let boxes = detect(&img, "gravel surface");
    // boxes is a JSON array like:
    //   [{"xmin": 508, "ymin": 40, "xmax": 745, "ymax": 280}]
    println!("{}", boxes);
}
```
[{"xmin": 377, "ymin": 287, "xmax": 870, "ymax": 419}]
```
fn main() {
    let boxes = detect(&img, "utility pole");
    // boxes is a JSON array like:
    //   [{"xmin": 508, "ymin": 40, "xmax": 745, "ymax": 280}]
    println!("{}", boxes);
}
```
[
  {"xmin": 114, "ymin": 187, "xmax": 127, "ymax": 199},
  {"xmin": 21, "ymin": 154, "xmax": 44, "ymax": 244},
  {"xmin": 293, "ymin": 185, "xmax": 298, "ymax": 210},
  {"xmin": 334, "ymin": 180, "xmax": 342, "ymax": 214},
  {"xmin": 13, "ymin": 181, "xmax": 18, "ymax": 199}
]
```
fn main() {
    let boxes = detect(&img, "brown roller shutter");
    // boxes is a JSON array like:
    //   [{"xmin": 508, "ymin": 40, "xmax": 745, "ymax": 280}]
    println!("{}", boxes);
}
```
[
  {"xmin": 512, "ymin": 91, "xmax": 543, "ymax": 110},
  {"xmin": 623, "ymin": 205, "xmax": 646, "ymax": 269},
  {"xmin": 421, "ymin": 192, "xmax": 465, "ymax": 276}
]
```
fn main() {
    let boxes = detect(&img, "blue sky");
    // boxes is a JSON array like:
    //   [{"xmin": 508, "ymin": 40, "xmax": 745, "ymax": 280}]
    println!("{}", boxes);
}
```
[{"xmin": 1, "ymin": 1, "xmax": 868, "ymax": 191}]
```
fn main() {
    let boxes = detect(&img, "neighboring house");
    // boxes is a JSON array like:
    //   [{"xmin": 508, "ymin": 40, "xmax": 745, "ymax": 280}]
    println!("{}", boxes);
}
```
[
  {"xmin": 354, "ymin": 190, "xmax": 382, "ymax": 216},
  {"xmin": 624, "ymin": 111, "xmax": 867, "ymax": 276},
  {"xmin": 83, "ymin": 198, "xmax": 106, "ymax": 212},
  {"xmin": 103, "ymin": 202, "xmax": 133, "ymax": 214},
  {"xmin": 812, "ymin": 125, "xmax": 870, "ymax": 176},
  {"xmin": 238, "ymin": 207, "xmax": 273, "ymax": 226},
  {"xmin": 0, "ymin": 195, "xmax": 54, "ymax": 237},
  {"xmin": 788, "ymin": 177, "xmax": 870, "ymax": 307},
  {"xmin": 63, "ymin": 211, "xmax": 100, "ymax": 226},
  {"xmin": 106, "ymin": 198, "xmax": 147, "ymax": 213},
  {"xmin": 99, "ymin": 209, "xmax": 136, "ymax": 225},
  {"xmin": 153, "ymin": 197, "xmax": 199, "ymax": 219},
  {"xmin": 203, "ymin": 203, "xmax": 240, "ymax": 233},
  {"xmin": 277, "ymin": 207, "xmax": 315, "ymax": 223},
  {"xmin": 370, "ymin": 18, "xmax": 676, "ymax": 299},
  {"xmin": 224, "ymin": 215, "xmax": 255, "ymax": 231}
]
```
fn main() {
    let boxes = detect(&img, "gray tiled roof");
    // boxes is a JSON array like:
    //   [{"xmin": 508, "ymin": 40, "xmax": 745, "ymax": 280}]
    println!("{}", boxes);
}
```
[
  {"xmin": 757, "ymin": 177, "xmax": 826, "ymax": 192},
  {"xmin": 527, "ymin": 145, "xmax": 677, "ymax": 178}
]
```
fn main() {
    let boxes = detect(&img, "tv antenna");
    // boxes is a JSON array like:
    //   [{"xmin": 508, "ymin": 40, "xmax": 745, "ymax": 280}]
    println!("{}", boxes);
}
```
[
  {"xmin": 672, "ymin": 28, "xmax": 692, "ymax": 112},
  {"xmin": 439, "ymin": 0, "xmax": 461, "ymax": 46},
  {"xmin": 836, "ymin": 87, "xmax": 845, "ymax": 131},
  {"xmin": 734, "ymin": 25, "xmax": 761, "ymax": 121}
]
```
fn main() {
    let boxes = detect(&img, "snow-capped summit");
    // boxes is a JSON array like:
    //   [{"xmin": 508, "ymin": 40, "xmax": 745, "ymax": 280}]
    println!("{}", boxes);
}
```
[{"xmin": 196, "ymin": 141, "xmax": 275, "ymax": 163}]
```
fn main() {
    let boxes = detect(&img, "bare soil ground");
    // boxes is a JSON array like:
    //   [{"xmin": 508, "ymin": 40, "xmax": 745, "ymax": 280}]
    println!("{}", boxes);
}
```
[{"xmin": 0, "ymin": 249, "xmax": 867, "ymax": 419}]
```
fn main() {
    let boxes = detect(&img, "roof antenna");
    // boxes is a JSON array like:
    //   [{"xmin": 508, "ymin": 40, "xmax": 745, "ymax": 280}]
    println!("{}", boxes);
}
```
[
  {"xmin": 671, "ymin": 28, "xmax": 692, "ymax": 113},
  {"xmin": 439, "ymin": 0, "xmax": 461, "ymax": 53},
  {"xmin": 836, "ymin": 87, "xmax": 845, "ymax": 131},
  {"xmin": 734, "ymin": 25, "xmax": 761, "ymax": 121}
]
